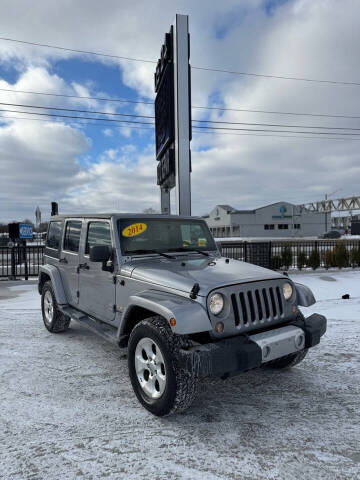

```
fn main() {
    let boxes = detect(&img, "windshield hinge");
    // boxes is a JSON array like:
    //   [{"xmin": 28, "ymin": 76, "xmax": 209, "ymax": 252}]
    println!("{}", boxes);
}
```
[{"xmin": 190, "ymin": 283, "xmax": 200, "ymax": 300}]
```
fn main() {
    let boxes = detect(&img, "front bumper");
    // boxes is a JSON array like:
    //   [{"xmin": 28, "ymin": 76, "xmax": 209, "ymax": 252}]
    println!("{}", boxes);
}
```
[{"xmin": 180, "ymin": 313, "xmax": 327, "ymax": 378}]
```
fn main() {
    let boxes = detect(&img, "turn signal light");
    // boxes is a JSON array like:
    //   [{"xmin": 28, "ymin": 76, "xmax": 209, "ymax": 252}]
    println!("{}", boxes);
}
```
[
  {"xmin": 215, "ymin": 321, "xmax": 224, "ymax": 333},
  {"xmin": 169, "ymin": 318, "xmax": 176, "ymax": 327}
]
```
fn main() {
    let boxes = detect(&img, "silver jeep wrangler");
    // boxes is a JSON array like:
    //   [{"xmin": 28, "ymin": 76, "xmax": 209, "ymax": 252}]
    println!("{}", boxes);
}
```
[{"xmin": 39, "ymin": 213, "xmax": 326, "ymax": 416}]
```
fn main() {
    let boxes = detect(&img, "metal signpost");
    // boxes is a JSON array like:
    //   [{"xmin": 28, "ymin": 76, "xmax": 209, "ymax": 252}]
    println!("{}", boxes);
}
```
[{"xmin": 155, "ymin": 14, "xmax": 192, "ymax": 216}]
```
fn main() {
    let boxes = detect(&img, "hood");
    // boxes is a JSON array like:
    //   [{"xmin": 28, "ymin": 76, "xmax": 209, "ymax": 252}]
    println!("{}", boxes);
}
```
[{"xmin": 121, "ymin": 255, "xmax": 284, "ymax": 296}]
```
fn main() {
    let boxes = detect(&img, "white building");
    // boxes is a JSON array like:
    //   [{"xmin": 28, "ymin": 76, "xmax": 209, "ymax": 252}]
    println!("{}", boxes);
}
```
[{"xmin": 204, "ymin": 202, "xmax": 326, "ymax": 238}]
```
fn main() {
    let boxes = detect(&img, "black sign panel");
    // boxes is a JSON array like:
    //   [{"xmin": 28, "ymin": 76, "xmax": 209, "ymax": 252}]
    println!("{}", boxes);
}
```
[
  {"xmin": 157, "ymin": 148, "xmax": 175, "ymax": 189},
  {"xmin": 154, "ymin": 31, "xmax": 172, "ymax": 93},
  {"xmin": 155, "ymin": 62, "xmax": 174, "ymax": 160}
]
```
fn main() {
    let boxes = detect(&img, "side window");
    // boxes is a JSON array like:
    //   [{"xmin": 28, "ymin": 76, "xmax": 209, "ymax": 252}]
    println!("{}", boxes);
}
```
[
  {"xmin": 46, "ymin": 221, "xmax": 62, "ymax": 249},
  {"xmin": 63, "ymin": 221, "xmax": 82, "ymax": 253},
  {"xmin": 86, "ymin": 222, "xmax": 112, "ymax": 254}
]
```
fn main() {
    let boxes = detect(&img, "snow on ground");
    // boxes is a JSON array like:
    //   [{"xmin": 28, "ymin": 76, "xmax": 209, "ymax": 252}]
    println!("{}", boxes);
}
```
[{"xmin": 0, "ymin": 272, "xmax": 359, "ymax": 480}]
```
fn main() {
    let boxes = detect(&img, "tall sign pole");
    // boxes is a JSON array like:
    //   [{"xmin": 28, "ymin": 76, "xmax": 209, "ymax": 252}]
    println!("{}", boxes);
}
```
[
  {"xmin": 154, "ymin": 14, "xmax": 192, "ymax": 216},
  {"xmin": 173, "ymin": 14, "xmax": 191, "ymax": 216}
]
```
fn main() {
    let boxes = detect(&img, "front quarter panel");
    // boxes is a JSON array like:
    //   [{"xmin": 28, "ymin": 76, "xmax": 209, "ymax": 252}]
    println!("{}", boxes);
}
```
[
  {"xmin": 120, "ymin": 290, "xmax": 212, "ymax": 336},
  {"xmin": 294, "ymin": 282, "xmax": 316, "ymax": 307}
]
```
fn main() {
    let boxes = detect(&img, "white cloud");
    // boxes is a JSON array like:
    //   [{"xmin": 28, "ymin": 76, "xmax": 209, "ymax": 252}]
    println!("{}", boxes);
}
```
[
  {"xmin": 1, "ymin": 0, "xmax": 360, "ymax": 221},
  {"xmin": 102, "ymin": 128, "xmax": 113, "ymax": 137},
  {"xmin": 0, "ymin": 119, "xmax": 90, "ymax": 220}
]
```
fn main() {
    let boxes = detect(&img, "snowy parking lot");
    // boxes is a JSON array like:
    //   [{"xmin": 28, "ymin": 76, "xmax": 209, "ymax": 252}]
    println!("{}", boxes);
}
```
[{"xmin": 1, "ymin": 271, "xmax": 359, "ymax": 479}]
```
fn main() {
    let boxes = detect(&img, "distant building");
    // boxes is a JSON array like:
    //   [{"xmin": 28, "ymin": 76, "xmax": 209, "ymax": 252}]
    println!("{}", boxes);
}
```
[
  {"xmin": 204, "ymin": 202, "xmax": 326, "ymax": 238},
  {"xmin": 332, "ymin": 214, "xmax": 359, "ymax": 231}
]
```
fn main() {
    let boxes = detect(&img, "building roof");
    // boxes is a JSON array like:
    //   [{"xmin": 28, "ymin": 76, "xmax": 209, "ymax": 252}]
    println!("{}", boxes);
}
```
[
  {"xmin": 50, "ymin": 213, "xmax": 202, "ymax": 221},
  {"xmin": 217, "ymin": 204, "xmax": 237, "ymax": 213},
  {"xmin": 253, "ymin": 201, "xmax": 294, "ymax": 212},
  {"xmin": 213, "ymin": 201, "xmax": 296, "ymax": 216}
]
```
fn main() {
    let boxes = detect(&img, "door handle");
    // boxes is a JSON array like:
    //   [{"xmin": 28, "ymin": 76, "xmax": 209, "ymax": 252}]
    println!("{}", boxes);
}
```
[{"xmin": 59, "ymin": 257, "xmax": 68, "ymax": 264}]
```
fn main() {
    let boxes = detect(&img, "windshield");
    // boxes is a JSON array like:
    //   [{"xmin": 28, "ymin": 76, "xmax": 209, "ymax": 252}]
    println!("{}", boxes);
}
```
[{"xmin": 118, "ymin": 218, "xmax": 217, "ymax": 255}]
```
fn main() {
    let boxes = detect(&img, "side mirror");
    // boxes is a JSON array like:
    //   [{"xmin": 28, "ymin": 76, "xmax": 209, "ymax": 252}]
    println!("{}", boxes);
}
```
[{"xmin": 89, "ymin": 245, "xmax": 111, "ymax": 263}]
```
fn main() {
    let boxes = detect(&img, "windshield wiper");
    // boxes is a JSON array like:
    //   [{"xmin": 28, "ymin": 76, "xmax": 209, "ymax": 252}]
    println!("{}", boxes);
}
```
[
  {"xmin": 167, "ymin": 247, "xmax": 209, "ymax": 257},
  {"xmin": 127, "ymin": 249, "xmax": 175, "ymax": 259}
]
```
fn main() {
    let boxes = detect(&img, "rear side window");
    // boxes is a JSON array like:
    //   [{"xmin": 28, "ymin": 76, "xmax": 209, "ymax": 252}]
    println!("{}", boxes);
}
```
[
  {"xmin": 63, "ymin": 221, "xmax": 82, "ymax": 253},
  {"xmin": 85, "ymin": 222, "xmax": 112, "ymax": 254},
  {"xmin": 46, "ymin": 222, "xmax": 62, "ymax": 249}
]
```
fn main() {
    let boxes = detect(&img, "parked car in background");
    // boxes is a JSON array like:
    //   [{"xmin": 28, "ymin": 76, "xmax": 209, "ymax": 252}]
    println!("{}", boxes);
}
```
[{"xmin": 319, "ymin": 230, "xmax": 342, "ymax": 239}]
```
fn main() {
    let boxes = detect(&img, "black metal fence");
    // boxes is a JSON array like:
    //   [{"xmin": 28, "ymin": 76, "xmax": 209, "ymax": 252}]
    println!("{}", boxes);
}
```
[
  {"xmin": 0, "ymin": 245, "xmax": 45, "ymax": 279},
  {"xmin": 1, "ymin": 240, "xmax": 360, "ymax": 279},
  {"xmin": 218, "ymin": 239, "xmax": 360, "ymax": 270}
]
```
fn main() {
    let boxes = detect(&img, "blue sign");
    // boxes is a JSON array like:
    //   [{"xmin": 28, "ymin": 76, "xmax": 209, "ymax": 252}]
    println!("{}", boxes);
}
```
[
  {"xmin": 19, "ymin": 224, "xmax": 33, "ymax": 239},
  {"xmin": 272, "ymin": 205, "xmax": 292, "ymax": 219}
]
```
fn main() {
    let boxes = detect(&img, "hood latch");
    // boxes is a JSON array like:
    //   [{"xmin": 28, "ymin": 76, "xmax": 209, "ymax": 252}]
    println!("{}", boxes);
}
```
[{"xmin": 190, "ymin": 282, "xmax": 200, "ymax": 299}]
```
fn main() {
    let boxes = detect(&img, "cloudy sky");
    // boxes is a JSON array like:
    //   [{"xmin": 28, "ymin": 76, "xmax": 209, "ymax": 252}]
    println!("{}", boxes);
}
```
[{"xmin": 0, "ymin": 0, "xmax": 359, "ymax": 222}]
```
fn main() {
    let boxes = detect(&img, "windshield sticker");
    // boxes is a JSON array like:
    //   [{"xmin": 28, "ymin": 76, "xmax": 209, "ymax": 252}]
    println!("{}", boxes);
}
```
[{"xmin": 122, "ymin": 223, "xmax": 147, "ymax": 238}]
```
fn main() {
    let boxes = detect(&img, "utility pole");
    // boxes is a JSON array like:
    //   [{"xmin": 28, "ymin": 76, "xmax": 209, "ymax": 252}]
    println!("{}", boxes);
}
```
[{"xmin": 325, "ymin": 193, "xmax": 328, "ymax": 233}]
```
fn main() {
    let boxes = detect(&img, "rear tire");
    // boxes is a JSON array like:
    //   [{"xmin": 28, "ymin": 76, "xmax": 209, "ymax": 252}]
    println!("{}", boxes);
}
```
[
  {"xmin": 41, "ymin": 281, "xmax": 70, "ymax": 333},
  {"xmin": 128, "ymin": 316, "xmax": 198, "ymax": 416}
]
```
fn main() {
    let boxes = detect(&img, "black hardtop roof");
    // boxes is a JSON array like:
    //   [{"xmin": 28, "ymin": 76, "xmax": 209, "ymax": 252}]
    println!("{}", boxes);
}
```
[{"xmin": 50, "ymin": 213, "xmax": 203, "ymax": 221}]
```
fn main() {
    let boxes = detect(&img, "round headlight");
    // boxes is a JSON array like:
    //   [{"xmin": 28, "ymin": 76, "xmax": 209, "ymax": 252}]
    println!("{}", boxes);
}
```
[
  {"xmin": 209, "ymin": 293, "xmax": 224, "ymax": 315},
  {"xmin": 283, "ymin": 282, "xmax": 293, "ymax": 300}
]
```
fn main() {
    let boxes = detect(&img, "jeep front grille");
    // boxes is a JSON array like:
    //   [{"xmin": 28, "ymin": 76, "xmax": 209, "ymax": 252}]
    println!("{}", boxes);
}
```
[{"xmin": 230, "ymin": 285, "xmax": 284, "ymax": 329}]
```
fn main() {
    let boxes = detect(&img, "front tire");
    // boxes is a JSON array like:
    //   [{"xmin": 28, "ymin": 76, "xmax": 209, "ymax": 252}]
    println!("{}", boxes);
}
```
[
  {"xmin": 128, "ymin": 316, "xmax": 198, "ymax": 416},
  {"xmin": 41, "ymin": 281, "xmax": 70, "ymax": 333}
]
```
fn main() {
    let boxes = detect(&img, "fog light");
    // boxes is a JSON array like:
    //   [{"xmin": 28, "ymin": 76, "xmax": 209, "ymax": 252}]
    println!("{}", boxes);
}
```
[
  {"xmin": 215, "ymin": 321, "xmax": 224, "ymax": 333},
  {"xmin": 295, "ymin": 334, "xmax": 304, "ymax": 348},
  {"xmin": 263, "ymin": 345, "xmax": 271, "ymax": 359}
]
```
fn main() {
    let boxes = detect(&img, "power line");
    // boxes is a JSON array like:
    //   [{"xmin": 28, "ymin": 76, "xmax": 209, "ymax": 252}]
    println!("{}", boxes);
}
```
[
  {"xmin": 1, "ymin": 112, "xmax": 358, "ymax": 141},
  {"xmin": 0, "ymin": 87, "xmax": 154, "ymax": 105},
  {"xmin": 2, "ymin": 108, "xmax": 360, "ymax": 136},
  {"xmin": 193, "ymin": 125, "xmax": 360, "ymax": 136},
  {"xmin": 2, "ymin": 101, "xmax": 360, "ymax": 132},
  {"xmin": 192, "ymin": 66, "xmax": 360, "ymax": 86},
  {"xmin": 192, "ymin": 105, "xmax": 360, "ymax": 120},
  {"xmin": 1, "ymin": 36, "xmax": 360, "ymax": 87},
  {"xmin": 0, "ymin": 101, "xmax": 154, "ymax": 119},
  {"xmin": 192, "ymin": 129, "xmax": 360, "ymax": 141},
  {"xmin": 2, "ymin": 86, "xmax": 360, "ymax": 120},
  {"xmin": 193, "ymin": 119, "xmax": 360, "ymax": 131},
  {"xmin": 0, "ymin": 113, "xmax": 154, "ymax": 130},
  {"xmin": 0, "ymin": 108, "xmax": 154, "ymax": 125},
  {"xmin": 0, "ymin": 36, "xmax": 156, "ymax": 64}
]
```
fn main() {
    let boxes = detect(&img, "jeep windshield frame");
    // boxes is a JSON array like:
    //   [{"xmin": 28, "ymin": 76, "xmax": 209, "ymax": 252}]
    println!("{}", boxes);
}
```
[{"xmin": 118, "ymin": 217, "xmax": 217, "ymax": 256}]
